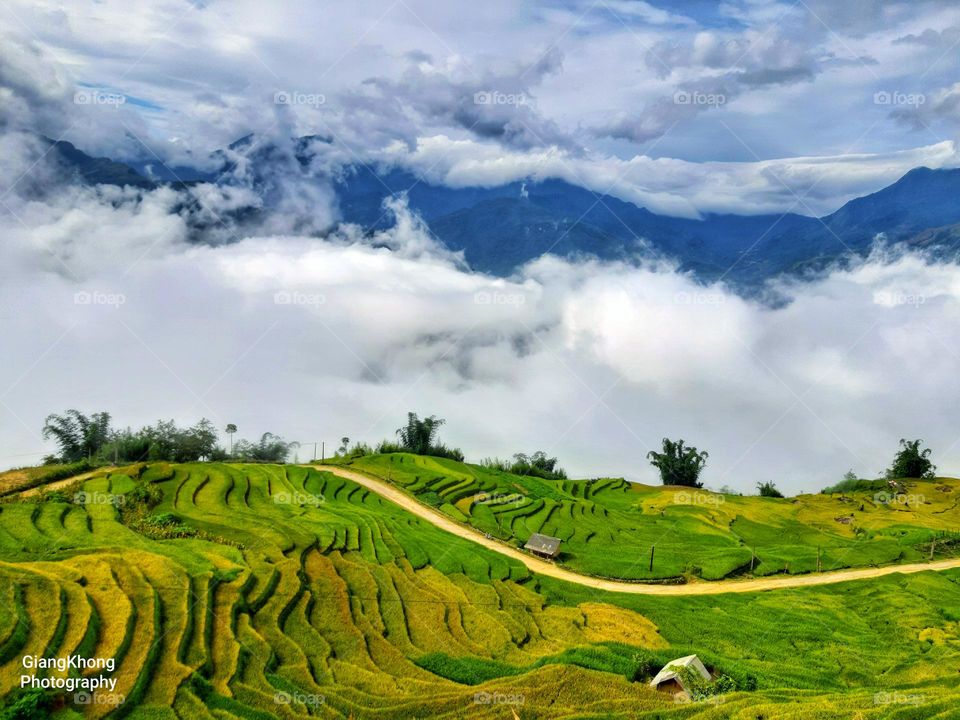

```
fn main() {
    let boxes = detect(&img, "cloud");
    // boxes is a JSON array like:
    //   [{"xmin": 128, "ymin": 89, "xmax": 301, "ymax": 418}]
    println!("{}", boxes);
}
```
[
  {"xmin": 893, "ymin": 25, "xmax": 960, "ymax": 48},
  {"xmin": 352, "ymin": 47, "xmax": 574, "ymax": 151},
  {"xmin": 4, "ymin": 152, "xmax": 960, "ymax": 495},
  {"xmin": 4, "ymin": 0, "xmax": 959, "ymax": 169},
  {"xmin": 375, "ymin": 134, "xmax": 960, "ymax": 217},
  {"xmin": 890, "ymin": 82, "xmax": 960, "ymax": 133},
  {"xmin": 5, "ymin": 0, "xmax": 960, "ymax": 498}
]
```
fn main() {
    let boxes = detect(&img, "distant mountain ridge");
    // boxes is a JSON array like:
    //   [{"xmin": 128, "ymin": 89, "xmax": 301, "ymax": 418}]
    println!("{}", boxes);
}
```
[{"xmin": 46, "ymin": 135, "xmax": 960, "ymax": 287}]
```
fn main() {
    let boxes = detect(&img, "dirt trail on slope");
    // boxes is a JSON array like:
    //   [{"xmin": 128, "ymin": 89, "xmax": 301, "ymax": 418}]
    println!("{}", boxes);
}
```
[
  {"xmin": 315, "ymin": 464, "xmax": 960, "ymax": 596},
  {"xmin": 12, "ymin": 468, "xmax": 116, "ymax": 498}
]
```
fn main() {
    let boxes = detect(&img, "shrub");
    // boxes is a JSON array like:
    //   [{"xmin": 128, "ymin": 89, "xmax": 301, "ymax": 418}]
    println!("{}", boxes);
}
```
[
  {"xmin": 483, "ymin": 451, "xmax": 567, "ymax": 480},
  {"xmin": 821, "ymin": 477, "xmax": 887, "ymax": 494},
  {"xmin": 0, "ymin": 689, "xmax": 54, "ymax": 720}
]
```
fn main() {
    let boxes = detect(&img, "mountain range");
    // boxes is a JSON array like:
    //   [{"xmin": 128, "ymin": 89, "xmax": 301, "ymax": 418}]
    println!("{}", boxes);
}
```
[{"xmin": 46, "ymin": 135, "xmax": 960, "ymax": 288}]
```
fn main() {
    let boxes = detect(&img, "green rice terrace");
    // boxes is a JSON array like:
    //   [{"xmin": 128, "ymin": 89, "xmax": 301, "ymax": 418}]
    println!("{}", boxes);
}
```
[
  {"xmin": 341, "ymin": 453, "xmax": 960, "ymax": 581},
  {"xmin": 0, "ymin": 460, "xmax": 958, "ymax": 718}
]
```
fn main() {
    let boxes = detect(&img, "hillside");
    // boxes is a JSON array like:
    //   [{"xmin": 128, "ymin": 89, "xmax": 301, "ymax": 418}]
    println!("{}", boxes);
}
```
[
  {"xmin": 1, "ymin": 462, "xmax": 960, "ymax": 718},
  {"xmin": 341, "ymin": 453, "xmax": 960, "ymax": 581}
]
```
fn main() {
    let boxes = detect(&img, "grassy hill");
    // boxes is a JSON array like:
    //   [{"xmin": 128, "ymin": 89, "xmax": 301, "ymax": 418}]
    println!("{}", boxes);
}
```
[
  {"xmin": 340, "ymin": 453, "xmax": 960, "ymax": 581},
  {"xmin": 0, "ymin": 461, "xmax": 958, "ymax": 718}
]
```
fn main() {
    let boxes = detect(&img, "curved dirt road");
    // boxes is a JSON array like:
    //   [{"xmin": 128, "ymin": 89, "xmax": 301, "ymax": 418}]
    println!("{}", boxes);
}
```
[{"xmin": 315, "ymin": 464, "xmax": 960, "ymax": 596}]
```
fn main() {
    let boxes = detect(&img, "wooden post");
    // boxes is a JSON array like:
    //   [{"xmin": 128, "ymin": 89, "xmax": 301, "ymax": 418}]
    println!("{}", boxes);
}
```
[
  {"xmin": 750, "ymin": 549, "xmax": 755, "ymax": 572},
  {"xmin": 930, "ymin": 538, "xmax": 936, "ymax": 560},
  {"xmin": 817, "ymin": 546, "xmax": 821, "ymax": 573},
  {"xmin": 649, "ymin": 545, "xmax": 655, "ymax": 572}
]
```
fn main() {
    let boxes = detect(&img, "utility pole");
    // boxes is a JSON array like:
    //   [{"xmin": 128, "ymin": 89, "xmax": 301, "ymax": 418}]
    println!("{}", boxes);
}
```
[
  {"xmin": 321, "ymin": 442, "xmax": 325, "ymax": 463},
  {"xmin": 313, "ymin": 442, "xmax": 317, "ymax": 462}
]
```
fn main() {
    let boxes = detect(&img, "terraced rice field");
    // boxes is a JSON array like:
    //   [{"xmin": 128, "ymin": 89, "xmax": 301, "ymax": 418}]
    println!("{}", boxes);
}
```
[
  {"xmin": 0, "ymin": 462, "xmax": 959, "ymax": 718},
  {"xmin": 345, "ymin": 453, "xmax": 960, "ymax": 581}
]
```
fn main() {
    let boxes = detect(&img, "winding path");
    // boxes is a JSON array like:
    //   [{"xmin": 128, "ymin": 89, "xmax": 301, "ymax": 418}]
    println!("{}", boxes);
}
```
[{"xmin": 315, "ymin": 464, "xmax": 960, "ymax": 596}]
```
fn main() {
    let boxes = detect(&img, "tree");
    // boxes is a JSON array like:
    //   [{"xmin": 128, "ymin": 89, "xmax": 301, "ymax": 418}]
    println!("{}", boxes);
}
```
[
  {"xmin": 225, "ymin": 424, "xmax": 237, "ymax": 454},
  {"xmin": 647, "ymin": 438, "xmax": 708, "ymax": 487},
  {"xmin": 179, "ymin": 419, "xmax": 218, "ymax": 461},
  {"xmin": 396, "ymin": 413, "xmax": 445, "ymax": 455},
  {"xmin": 886, "ymin": 438, "xmax": 936, "ymax": 479},
  {"xmin": 234, "ymin": 433, "xmax": 298, "ymax": 463},
  {"xmin": 338, "ymin": 436, "xmax": 350, "ymax": 455},
  {"xmin": 756, "ymin": 481, "xmax": 784, "ymax": 498},
  {"xmin": 42, "ymin": 410, "xmax": 111, "ymax": 462}
]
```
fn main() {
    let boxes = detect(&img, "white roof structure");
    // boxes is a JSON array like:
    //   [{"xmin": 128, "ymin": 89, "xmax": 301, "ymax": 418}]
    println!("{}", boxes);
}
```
[{"xmin": 649, "ymin": 654, "xmax": 711, "ymax": 695}]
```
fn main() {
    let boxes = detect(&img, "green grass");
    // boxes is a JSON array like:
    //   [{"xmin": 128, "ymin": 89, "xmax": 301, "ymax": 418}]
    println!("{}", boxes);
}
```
[
  {"xmin": 0, "ymin": 461, "xmax": 958, "ymax": 718},
  {"xmin": 341, "ymin": 452, "xmax": 960, "ymax": 581}
]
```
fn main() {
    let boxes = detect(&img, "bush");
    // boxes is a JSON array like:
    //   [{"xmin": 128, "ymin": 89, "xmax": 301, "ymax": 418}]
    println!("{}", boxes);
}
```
[
  {"xmin": 821, "ymin": 477, "xmax": 887, "ymax": 494},
  {"xmin": 674, "ymin": 665, "xmax": 737, "ymax": 700},
  {"xmin": 483, "ymin": 451, "xmax": 567, "ymax": 480},
  {"xmin": 375, "ymin": 440, "xmax": 405, "ymax": 454},
  {"xmin": 757, "ymin": 481, "xmax": 784, "ymax": 498},
  {"xmin": 375, "ymin": 440, "xmax": 463, "ymax": 461},
  {"xmin": 425, "ymin": 443, "xmax": 464, "ymax": 462},
  {"xmin": 126, "ymin": 482, "xmax": 163, "ymax": 509},
  {"xmin": 144, "ymin": 512, "xmax": 180, "ymax": 527},
  {"xmin": 0, "ymin": 689, "xmax": 54, "ymax": 720}
]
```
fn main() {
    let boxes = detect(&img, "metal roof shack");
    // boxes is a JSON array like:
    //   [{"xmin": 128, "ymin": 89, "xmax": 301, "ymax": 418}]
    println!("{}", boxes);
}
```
[
  {"xmin": 523, "ymin": 533, "xmax": 561, "ymax": 559},
  {"xmin": 649, "ymin": 655, "xmax": 711, "ymax": 700}
]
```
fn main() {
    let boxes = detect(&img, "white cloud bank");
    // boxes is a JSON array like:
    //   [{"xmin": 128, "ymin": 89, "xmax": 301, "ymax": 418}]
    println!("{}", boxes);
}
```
[
  {"xmin": 3, "ymin": 174, "xmax": 960, "ymax": 494},
  {"xmin": 377, "ymin": 135, "xmax": 960, "ymax": 218}
]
